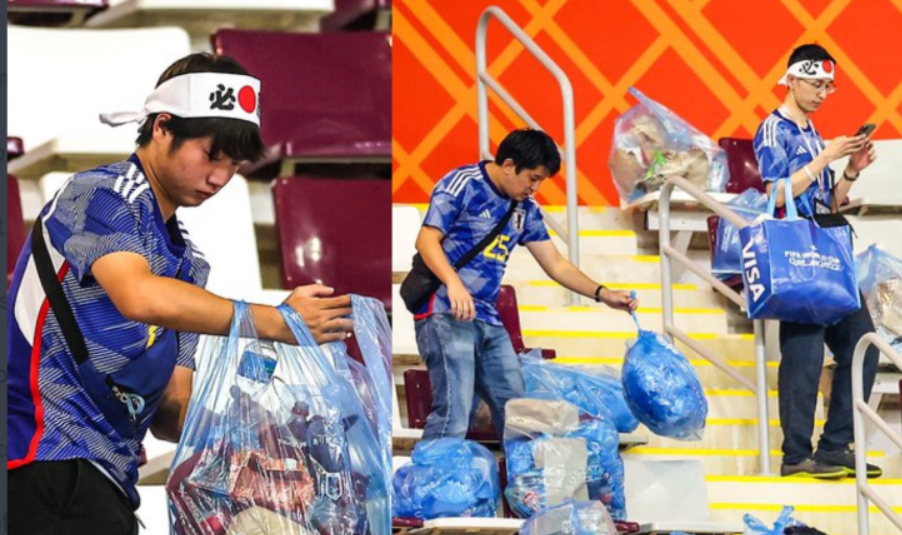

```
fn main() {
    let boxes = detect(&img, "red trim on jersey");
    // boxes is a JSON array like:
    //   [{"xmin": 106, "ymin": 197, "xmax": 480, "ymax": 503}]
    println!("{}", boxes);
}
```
[
  {"xmin": 8, "ymin": 262, "xmax": 70, "ymax": 470},
  {"xmin": 413, "ymin": 293, "xmax": 437, "ymax": 320}
]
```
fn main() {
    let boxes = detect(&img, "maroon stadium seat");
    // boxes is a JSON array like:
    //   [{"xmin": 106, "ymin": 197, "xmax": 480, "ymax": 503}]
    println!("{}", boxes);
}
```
[
  {"xmin": 8, "ymin": 175, "xmax": 26, "ymax": 287},
  {"xmin": 212, "ymin": 30, "xmax": 391, "ymax": 177},
  {"xmin": 272, "ymin": 176, "xmax": 391, "ymax": 310},
  {"xmin": 7, "ymin": 137, "xmax": 24, "ymax": 160},
  {"xmin": 718, "ymin": 137, "xmax": 765, "ymax": 194},
  {"xmin": 8, "ymin": 0, "xmax": 106, "ymax": 27},
  {"xmin": 321, "ymin": 0, "xmax": 391, "ymax": 31},
  {"xmin": 499, "ymin": 285, "xmax": 555, "ymax": 360}
]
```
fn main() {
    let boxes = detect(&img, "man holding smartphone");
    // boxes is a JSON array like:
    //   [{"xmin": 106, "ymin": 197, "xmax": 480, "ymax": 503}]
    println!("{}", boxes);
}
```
[{"xmin": 754, "ymin": 44, "xmax": 881, "ymax": 479}]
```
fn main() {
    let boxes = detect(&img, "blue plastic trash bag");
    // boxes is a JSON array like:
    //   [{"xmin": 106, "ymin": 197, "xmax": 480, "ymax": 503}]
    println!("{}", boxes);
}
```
[
  {"xmin": 743, "ymin": 505, "xmax": 805, "ymax": 535},
  {"xmin": 857, "ymin": 244, "xmax": 902, "ymax": 354},
  {"xmin": 609, "ymin": 87, "xmax": 729, "ymax": 204},
  {"xmin": 622, "ymin": 310, "xmax": 707, "ymax": 441},
  {"xmin": 503, "ymin": 399, "xmax": 626, "ymax": 521},
  {"xmin": 520, "ymin": 350, "xmax": 639, "ymax": 433},
  {"xmin": 740, "ymin": 178, "xmax": 860, "ymax": 325},
  {"xmin": 392, "ymin": 438, "xmax": 500, "ymax": 519},
  {"xmin": 712, "ymin": 188, "xmax": 769, "ymax": 278},
  {"xmin": 167, "ymin": 300, "xmax": 390, "ymax": 535},
  {"xmin": 519, "ymin": 500, "xmax": 619, "ymax": 535}
]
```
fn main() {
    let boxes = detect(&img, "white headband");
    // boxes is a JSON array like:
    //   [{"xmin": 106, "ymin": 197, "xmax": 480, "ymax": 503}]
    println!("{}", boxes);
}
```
[
  {"xmin": 778, "ymin": 59, "xmax": 835, "ymax": 86},
  {"xmin": 100, "ymin": 73, "xmax": 262, "ymax": 127}
]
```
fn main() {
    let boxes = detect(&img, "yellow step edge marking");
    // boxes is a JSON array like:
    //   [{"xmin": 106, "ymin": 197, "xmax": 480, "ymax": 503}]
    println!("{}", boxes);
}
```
[
  {"xmin": 548, "ymin": 229, "xmax": 636, "ymax": 238},
  {"xmin": 707, "ymin": 475, "xmax": 902, "ymax": 486},
  {"xmin": 524, "ymin": 331, "xmax": 727, "ymax": 340},
  {"xmin": 525, "ymin": 281, "xmax": 698, "ymax": 291},
  {"xmin": 710, "ymin": 503, "xmax": 902, "ymax": 514},
  {"xmin": 543, "ymin": 206, "xmax": 609, "ymax": 213},
  {"xmin": 628, "ymin": 447, "xmax": 883, "ymax": 458},
  {"xmin": 706, "ymin": 418, "xmax": 827, "ymax": 426},
  {"xmin": 554, "ymin": 356, "xmax": 776, "ymax": 368},
  {"xmin": 633, "ymin": 255, "xmax": 662, "ymax": 263},
  {"xmin": 518, "ymin": 305, "xmax": 725, "ymax": 315}
]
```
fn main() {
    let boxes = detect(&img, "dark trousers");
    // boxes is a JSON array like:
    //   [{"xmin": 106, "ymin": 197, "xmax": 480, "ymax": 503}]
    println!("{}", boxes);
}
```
[
  {"xmin": 778, "ymin": 295, "xmax": 880, "ymax": 464},
  {"xmin": 9, "ymin": 459, "xmax": 138, "ymax": 535}
]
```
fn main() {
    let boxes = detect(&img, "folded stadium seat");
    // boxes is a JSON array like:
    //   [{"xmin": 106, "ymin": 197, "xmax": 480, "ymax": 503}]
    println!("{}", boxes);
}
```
[
  {"xmin": 718, "ymin": 137, "xmax": 766, "ymax": 195},
  {"xmin": 498, "ymin": 285, "xmax": 556, "ymax": 360},
  {"xmin": 212, "ymin": 30, "xmax": 391, "ymax": 179},
  {"xmin": 8, "ymin": 138, "xmax": 25, "ymax": 160},
  {"xmin": 8, "ymin": 175, "xmax": 27, "ymax": 287},
  {"xmin": 320, "ymin": 0, "xmax": 391, "ymax": 32},
  {"xmin": 272, "ymin": 176, "xmax": 391, "ymax": 310},
  {"xmin": 7, "ymin": 25, "xmax": 190, "ymax": 180},
  {"xmin": 7, "ymin": 0, "xmax": 106, "ymax": 27},
  {"xmin": 85, "ymin": 0, "xmax": 331, "ymax": 51}
]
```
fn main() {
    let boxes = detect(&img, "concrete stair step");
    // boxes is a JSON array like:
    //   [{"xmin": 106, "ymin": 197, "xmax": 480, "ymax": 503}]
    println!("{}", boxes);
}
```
[
  {"xmin": 523, "ymin": 333, "xmax": 758, "ymax": 362},
  {"xmin": 506, "ymin": 280, "xmax": 723, "ymax": 309},
  {"xmin": 505, "ymin": 253, "xmax": 660, "ymax": 282},
  {"xmin": 518, "ymin": 305, "xmax": 728, "ymax": 336}
]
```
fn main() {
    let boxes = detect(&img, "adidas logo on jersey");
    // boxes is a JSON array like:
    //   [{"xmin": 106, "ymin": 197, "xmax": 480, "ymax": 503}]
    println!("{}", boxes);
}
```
[
  {"xmin": 796, "ymin": 146, "xmax": 808, "ymax": 155},
  {"xmin": 480, "ymin": 209, "xmax": 492, "ymax": 220}
]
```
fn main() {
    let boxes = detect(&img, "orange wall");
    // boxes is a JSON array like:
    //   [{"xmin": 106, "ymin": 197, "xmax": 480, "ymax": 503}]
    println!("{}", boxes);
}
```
[{"xmin": 392, "ymin": 0, "xmax": 902, "ymax": 206}]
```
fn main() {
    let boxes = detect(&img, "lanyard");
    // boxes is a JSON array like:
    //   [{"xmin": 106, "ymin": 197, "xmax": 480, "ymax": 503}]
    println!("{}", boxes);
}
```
[{"xmin": 778, "ymin": 106, "xmax": 828, "ymax": 196}]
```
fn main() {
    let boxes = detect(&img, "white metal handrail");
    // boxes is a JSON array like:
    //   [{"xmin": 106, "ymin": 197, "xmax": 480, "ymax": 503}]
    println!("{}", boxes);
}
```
[
  {"xmin": 658, "ymin": 176, "xmax": 771, "ymax": 475},
  {"xmin": 852, "ymin": 333, "xmax": 902, "ymax": 535},
  {"xmin": 476, "ymin": 5, "xmax": 580, "ymax": 305}
]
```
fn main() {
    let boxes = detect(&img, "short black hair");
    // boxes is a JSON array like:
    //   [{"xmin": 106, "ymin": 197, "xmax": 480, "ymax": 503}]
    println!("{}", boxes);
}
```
[
  {"xmin": 495, "ymin": 129, "xmax": 561, "ymax": 176},
  {"xmin": 136, "ymin": 53, "xmax": 266, "ymax": 163},
  {"xmin": 788, "ymin": 44, "xmax": 837, "ymax": 67}
]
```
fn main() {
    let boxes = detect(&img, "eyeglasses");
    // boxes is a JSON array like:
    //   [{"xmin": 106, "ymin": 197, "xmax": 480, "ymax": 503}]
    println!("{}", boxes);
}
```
[{"xmin": 798, "ymin": 78, "xmax": 837, "ymax": 95}]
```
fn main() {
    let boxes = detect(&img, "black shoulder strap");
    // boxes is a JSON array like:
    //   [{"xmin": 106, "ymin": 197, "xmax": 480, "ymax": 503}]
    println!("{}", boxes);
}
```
[
  {"xmin": 453, "ymin": 200, "xmax": 517, "ymax": 271},
  {"xmin": 31, "ymin": 218, "xmax": 91, "ymax": 365}
]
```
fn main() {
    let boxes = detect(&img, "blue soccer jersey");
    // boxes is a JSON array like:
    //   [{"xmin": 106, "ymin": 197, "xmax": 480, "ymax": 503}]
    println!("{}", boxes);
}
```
[
  {"xmin": 754, "ymin": 109, "xmax": 834, "ymax": 218},
  {"xmin": 7, "ymin": 154, "xmax": 210, "ymax": 508},
  {"xmin": 415, "ymin": 161, "xmax": 550, "ymax": 325}
]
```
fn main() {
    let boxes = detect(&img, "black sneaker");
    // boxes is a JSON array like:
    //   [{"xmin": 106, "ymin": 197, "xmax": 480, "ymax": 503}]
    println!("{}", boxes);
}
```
[
  {"xmin": 780, "ymin": 458, "xmax": 846, "ymax": 479},
  {"xmin": 814, "ymin": 448, "xmax": 883, "ymax": 479}
]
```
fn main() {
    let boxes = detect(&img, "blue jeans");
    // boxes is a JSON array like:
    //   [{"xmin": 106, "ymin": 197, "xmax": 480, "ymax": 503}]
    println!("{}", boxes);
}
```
[{"xmin": 415, "ymin": 313, "xmax": 525, "ymax": 439}]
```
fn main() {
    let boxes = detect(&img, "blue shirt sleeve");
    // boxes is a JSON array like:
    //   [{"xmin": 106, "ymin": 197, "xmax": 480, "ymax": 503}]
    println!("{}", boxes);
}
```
[
  {"xmin": 754, "ymin": 120, "xmax": 790, "ymax": 184},
  {"xmin": 518, "ymin": 201, "xmax": 551, "ymax": 245},
  {"xmin": 53, "ymin": 183, "xmax": 150, "ymax": 284},
  {"xmin": 422, "ymin": 175, "xmax": 467, "ymax": 235}
]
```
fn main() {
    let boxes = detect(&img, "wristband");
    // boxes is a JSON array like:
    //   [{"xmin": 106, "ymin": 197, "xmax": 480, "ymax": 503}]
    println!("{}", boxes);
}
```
[
  {"xmin": 804, "ymin": 165, "xmax": 816, "ymax": 183},
  {"xmin": 594, "ymin": 285, "xmax": 606, "ymax": 303},
  {"xmin": 844, "ymin": 169, "xmax": 859, "ymax": 182}
]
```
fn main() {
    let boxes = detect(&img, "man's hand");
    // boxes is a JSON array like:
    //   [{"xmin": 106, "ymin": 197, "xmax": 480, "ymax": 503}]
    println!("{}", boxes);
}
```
[
  {"xmin": 282, "ymin": 284, "xmax": 353, "ymax": 344},
  {"xmin": 848, "ymin": 140, "xmax": 877, "ymax": 174},
  {"xmin": 822, "ymin": 135, "xmax": 867, "ymax": 163},
  {"xmin": 447, "ymin": 281, "xmax": 476, "ymax": 322},
  {"xmin": 600, "ymin": 288, "xmax": 639, "ymax": 313}
]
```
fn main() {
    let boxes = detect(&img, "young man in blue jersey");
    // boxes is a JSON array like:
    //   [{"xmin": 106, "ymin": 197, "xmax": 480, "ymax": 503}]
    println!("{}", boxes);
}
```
[
  {"xmin": 7, "ymin": 53, "xmax": 354, "ymax": 534},
  {"xmin": 413, "ymin": 128, "xmax": 638, "ymax": 439},
  {"xmin": 753, "ymin": 44, "xmax": 881, "ymax": 479}
]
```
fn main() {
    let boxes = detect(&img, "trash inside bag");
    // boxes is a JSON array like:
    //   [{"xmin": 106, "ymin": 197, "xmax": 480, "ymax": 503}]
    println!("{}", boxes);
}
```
[
  {"xmin": 392, "ymin": 438, "xmax": 500, "ymax": 519},
  {"xmin": 520, "ymin": 350, "xmax": 639, "ymax": 433},
  {"xmin": 743, "ymin": 505, "xmax": 806, "ymax": 535},
  {"xmin": 608, "ymin": 87, "xmax": 729, "ymax": 204},
  {"xmin": 621, "ymin": 308, "xmax": 707, "ymax": 441},
  {"xmin": 503, "ymin": 399, "xmax": 626, "ymax": 521},
  {"xmin": 856, "ymin": 244, "xmax": 902, "ymax": 354},
  {"xmin": 519, "ymin": 500, "xmax": 619, "ymax": 535},
  {"xmin": 712, "ymin": 189, "xmax": 770, "ymax": 278},
  {"xmin": 167, "ymin": 300, "xmax": 390, "ymax": 535}
]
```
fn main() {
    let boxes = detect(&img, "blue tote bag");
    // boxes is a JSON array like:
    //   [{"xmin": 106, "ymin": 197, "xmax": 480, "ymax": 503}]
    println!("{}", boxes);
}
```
[{"xmin": 738, "ymin": 178, "xmax": 860, "ymax": 325}]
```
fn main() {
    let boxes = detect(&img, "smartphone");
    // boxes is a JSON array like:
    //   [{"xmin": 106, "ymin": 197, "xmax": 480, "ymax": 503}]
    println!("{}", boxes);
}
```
[{"xmin": 855, "ymin": 123, "xmax": 877, "ymax": 137}]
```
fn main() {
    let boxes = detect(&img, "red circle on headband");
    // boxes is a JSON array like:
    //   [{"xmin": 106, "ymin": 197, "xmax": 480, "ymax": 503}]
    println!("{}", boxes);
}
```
[
  {"xmin": 822, "ymin": 61, "xmax": 833, "ymax": 74},
  {"xmin": 238, "ymin": 86, "xmax": 256, "ymax": 113}
]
